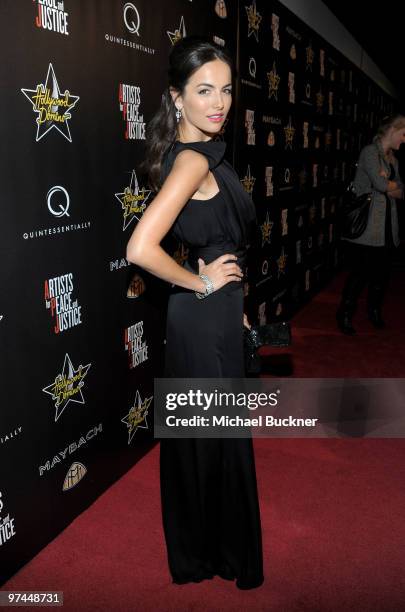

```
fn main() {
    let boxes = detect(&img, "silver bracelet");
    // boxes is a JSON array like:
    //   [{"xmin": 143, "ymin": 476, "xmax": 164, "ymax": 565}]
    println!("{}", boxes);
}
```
[{"xmin": 195, "ymin": 274, "xmax": 214, "ymax": 299}]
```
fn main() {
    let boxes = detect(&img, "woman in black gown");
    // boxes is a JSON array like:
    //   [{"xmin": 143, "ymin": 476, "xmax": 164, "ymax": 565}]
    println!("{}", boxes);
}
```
[{"xmin": 126, "ymin": 36, "xmax": 263, "ymax": 590}]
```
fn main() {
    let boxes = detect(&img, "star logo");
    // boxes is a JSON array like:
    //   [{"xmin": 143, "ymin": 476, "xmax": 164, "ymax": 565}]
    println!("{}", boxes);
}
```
[
  {"xmin": 267, "ymin": 62, "xmax": 280, "ymax": 100},
  {"xmin": 284, "ymin": 117, "xmax": 295, "ymax": 149},
  {"xmin": 121, "ymin": 390, "xmax": 153, "ymax": 443},
  {"xmin": 167, "ymin": 16, "xmax": 186, "ymax": 45},
  {"xmin": 240, "ymin": 165, "xmax": 256, "ymax": 195},
  {"xmin": 21, "ymin": 64, "xmax": 79, "ymax": 142},
  {"xmin": 115, "ymin": 170, "xmax": 152, "ymax": 231},
  {"xmin": 245, "ymin": 1, "xmax": 262, "ymax": 42},
  {"xmin": 306, "ymin": 44, "xmax": 314, "ymax": 71},
  {"xmin": 43, "ymin": 354, "xmax": 91, "ymax": 422},
  {"xmin": 260, "ymin": 211, "xmax": 273, "ymax": 246},
  {"xmin": 316, "ymin": 88, "xmax": 324, "ymax": 113},
  {"xmin": 277, "ymin": 248, "xmax": 287, "ymax": 278}
]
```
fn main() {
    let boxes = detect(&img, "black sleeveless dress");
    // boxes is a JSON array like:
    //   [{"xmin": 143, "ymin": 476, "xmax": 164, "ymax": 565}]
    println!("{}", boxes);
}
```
[{"xmin": 159, "ymin": 139, "xmax": 264, "ymax": 589}]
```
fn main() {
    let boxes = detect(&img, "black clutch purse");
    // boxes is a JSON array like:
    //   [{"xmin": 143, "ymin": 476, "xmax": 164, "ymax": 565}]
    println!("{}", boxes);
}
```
[
  {"xmin": 243, "ymin": 322, "xmax": 291, "ymax": 375},
  {"xmin": 341, "ymin": 186, "xmax": 372, "ymax": 239}
]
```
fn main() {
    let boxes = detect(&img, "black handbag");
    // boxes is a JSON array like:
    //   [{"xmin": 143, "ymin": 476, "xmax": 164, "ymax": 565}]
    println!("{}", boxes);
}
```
[
  {"xmin": 243, "ymin": 322, "xmax": 291, "ymax": 375},
  {"xmin": 341, "ymin": 184, "xmax": 372, "ymax": 239}
]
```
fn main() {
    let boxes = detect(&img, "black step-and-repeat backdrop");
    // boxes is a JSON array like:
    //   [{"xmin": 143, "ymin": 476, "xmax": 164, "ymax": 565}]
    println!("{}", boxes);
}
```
[{"xmin": 0, "ymin": 0, "xmax": 393, "ymax": 584}]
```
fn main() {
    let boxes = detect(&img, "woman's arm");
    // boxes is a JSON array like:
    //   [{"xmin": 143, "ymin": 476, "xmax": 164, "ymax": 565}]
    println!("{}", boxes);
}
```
[
  {"xmin": 126, "ymin": 149, "xmax": 242, "ymax": 292},
  {"xmin": 360, "ymin": 145, "xmax": 400, "ymax": 193}
]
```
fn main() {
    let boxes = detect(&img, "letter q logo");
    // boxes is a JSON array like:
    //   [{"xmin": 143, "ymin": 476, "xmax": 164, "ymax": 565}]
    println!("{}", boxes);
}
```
[
  {"xmin": 47, "ymin": 186, "xmax": 70, "ymax": 218},
  {"xmin": 124, "ymin": 3, "xmax": 140, "ymax": 36}
]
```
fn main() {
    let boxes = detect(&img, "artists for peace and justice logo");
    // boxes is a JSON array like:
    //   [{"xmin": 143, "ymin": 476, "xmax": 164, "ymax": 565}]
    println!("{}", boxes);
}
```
[
  {"xmin": 124, "ymin": 321, "xmax": 149, "ymax": 369},
  {"xmin": 121, "ymin": 390, "xmax": 153, "ymax": 443},
  {"xmin": 115, "ymin": 170, "xmax": 151, "ymax": 231},
  {"xmin": 44, "ymin": 272, "xmax": 82, "ymax": 334},
  {"xmin": 42, "ymin": 353, "xmax": 92, "ymax": 422},
  {"xmin": 34, "ymin": 0, "xmax": 69, "ymax": 36},
  {"xmin": 0, "ymin": 491, "xmax": 17, "ymax": 548},
  {"xmin": 118, "ymin": 83, "xmax": 146, "ymax": 140}
]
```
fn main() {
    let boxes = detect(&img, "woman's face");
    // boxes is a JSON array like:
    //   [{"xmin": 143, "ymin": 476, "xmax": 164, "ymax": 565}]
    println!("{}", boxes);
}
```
[
  {"xmin": 389, "ymin": 126, "xmax": 405, "ymax": 150},
  {"xmin": 173, "ymin": 59, "xmax": 232, "ymax": 141}
]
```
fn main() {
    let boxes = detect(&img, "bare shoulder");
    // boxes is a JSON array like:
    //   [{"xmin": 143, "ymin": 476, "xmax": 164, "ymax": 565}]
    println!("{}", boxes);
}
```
[{"xmin": 172, "ymin": 148, "xmax": 209, "ymax": 174}]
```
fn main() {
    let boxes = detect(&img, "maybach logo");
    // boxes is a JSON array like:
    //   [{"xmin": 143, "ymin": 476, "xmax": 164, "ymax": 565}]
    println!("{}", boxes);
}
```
[
  {"xmin": 43, "ymin": 353, "xmax": 92, "ymax": 422},
  {"xmin": 0, "ymin": 491, "xmax": 17, "ymax": 548},
  {"xmin": 167, "ymin": 16, "xmax": 186, "ymax": 45},
  {"xmin": 118, "ymin": 83, "xmax": 146, "ymax": 140},
  {"xmin": 39, "ymin": 424, "xmax": 102, "ymax": 476},
  {"xmin": 44, "ymin": 272, "xmax": 82, "ymax": 334},
  {"xmin": 115, "ymin": 170, "xmax": 151, "ymax": 231},
  {"xmin": 63, "ymin": 462, "xmax": 87, "ymax": 491},
  {"xmin": 125, "ymin": 321, "xmax": 149, "ymax": 369},
  {"xmin": 34, "ymin": 0, "xmax": 69, "ymax": 36},
  {"xmin": 21, "ymin": 63, "xmax": 79, "ymax": 142},
  {"xmin": 240, "ymin": 165, "xmax": 256, "ymax": 195},
  {"xmin": 121, "ymin": 390, "xmax": 152, "ymax": 443},
  {"xmin": 246, "ymin": 1, "xmax": 262, "ymax": 41}
]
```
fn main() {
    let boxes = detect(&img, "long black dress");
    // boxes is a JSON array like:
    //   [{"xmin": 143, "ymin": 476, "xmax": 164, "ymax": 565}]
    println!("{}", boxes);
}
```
[{"xmin": 159, "ymin": 139, "xmax": 264, "ymax": 590}]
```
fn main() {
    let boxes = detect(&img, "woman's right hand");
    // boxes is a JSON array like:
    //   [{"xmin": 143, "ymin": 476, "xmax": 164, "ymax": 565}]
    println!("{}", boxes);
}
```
[{"xmin": 198, "ymin": 255, "xmax": 243, "ymax": 291}]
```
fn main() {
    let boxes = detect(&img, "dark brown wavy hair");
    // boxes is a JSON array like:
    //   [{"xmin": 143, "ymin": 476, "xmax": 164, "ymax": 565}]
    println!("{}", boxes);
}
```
[{"xmin": 140, "ymin": 36, "xmax": 233, "ymax": 191}]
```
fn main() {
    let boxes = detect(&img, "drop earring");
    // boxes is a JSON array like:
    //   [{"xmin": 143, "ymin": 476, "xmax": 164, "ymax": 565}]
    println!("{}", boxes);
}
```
[{"xmin": 176, "ymin": 108, "xmax": 182, "ymax": 122}]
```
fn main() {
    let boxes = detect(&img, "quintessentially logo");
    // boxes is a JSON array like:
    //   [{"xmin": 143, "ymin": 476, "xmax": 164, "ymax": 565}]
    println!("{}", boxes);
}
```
[
  {"xmin": 267, "ymin": 62, "xmax": 280, "ymax": 100},
  {"xmin": 39, "ymin": 424, "xmax": 103, "ymax": 476},
  {"xmin": 115, "ymin": 170, "xmax": 151, "ymax": 231},
  {"xmin": 1, "ymin": 426, "xmax": 23, "ymax": 448},
  {"xmin": 121, "ymin": 390, "xmax": 152, "ymax": 443},
  {"xmin": 118, "ymin": 83, "xmax": 146, "ymax": 140},
  {"xmin": 306, "ymin": 43, "xmax": 314, "ymax": 71},
  {"xmin": 127, "ymin": 274, "xmax": 146, "ymax": 298},
  {"xmin": 34, "ymin": 0, "xmax": 69, "ymax": 36},
  {"xmin": 309, "ymin": 203, "xmax": 317, "ymax": 224},
  {"xmin": 248, "ymin": 57, "xmax": 257, "ymax": 79},
  {"xmin": 245, "ymin": 110, "xmax": 255, "ymax": 145},
  {"xmin": 215, "ymin": 0, "xmax": 227, "ymax": 18},
  {"xmin": 23, "ymin": 187, "xmax": 90, "ymax": 241},
  {"xmin": 44, "ymin": 272, "xmax": 82, "ymax": 334},
  {"xmin": 0, "ymin": 492, "xmax": 17, "ymax": 548},
  {"xmin": 312, "ymin": 164, "xmax": 318, "ymax": 188},
  {"xmin": 124, "ymin": 321, "xmax": 149, "ymax": 369},
  {"xmin": 21, "ymin": 64, "xmax": 79, "ymax": 142},
  {"xmin": 260, "ymin": 211, "xmax": 273, "ymax": 246},
  {"xmin": 328, "ymin": 91, "xmax": 334, "ymax": 115},
  {"xmin": 63, "ymin": 463, "xmax": 87, "ymax": 491},
  {"xmin": 240, "ymin": 166, "xmax": 256, "ymax": 195},
  {"xmin": 246, "ymin": 1, "xmax": 262, "ymax": 42},
  {"xmin": 271, "ymin": 13, "xmax": 280, "ymax": 50},
  {"xmin": 43, "ymin": 354, "xmax": 92, "ymax": 422},
  {"xmin": 47, "ymin": 186, "xmax": 70, "ymax": 218},
  {"xmin": 167, "ymin": 16, "xmax": 186, "ymax": 45},
  {"xmin": 123, "ymin": 3, "xmax": 140, "ymax": 35},
  {"xmin": 284, "ymin": 117, "xmax": 295, "ymax": 149},
  {"xmin": 305, "ymin": 270, "xmax": 310, "ymax": 291}
]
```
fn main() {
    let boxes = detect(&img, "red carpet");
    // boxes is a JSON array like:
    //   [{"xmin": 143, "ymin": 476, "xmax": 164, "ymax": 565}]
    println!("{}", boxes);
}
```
[{"xmin": 4, "ymin": 268, "xmax": 405, "ymax": 611}]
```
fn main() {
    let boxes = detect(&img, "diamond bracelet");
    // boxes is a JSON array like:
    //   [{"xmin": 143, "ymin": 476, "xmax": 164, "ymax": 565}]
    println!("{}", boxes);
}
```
[{"xmin": 195, "ymin": 273, "xmax": 214, "ymax": 299}]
